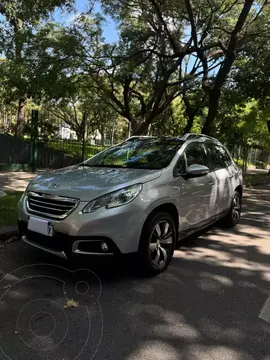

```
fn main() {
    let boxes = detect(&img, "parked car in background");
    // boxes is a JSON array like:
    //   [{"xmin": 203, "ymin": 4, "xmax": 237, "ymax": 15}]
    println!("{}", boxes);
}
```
[{"xmin": 18, "ymin": 133, "xmax": 243, "ymax": 276}]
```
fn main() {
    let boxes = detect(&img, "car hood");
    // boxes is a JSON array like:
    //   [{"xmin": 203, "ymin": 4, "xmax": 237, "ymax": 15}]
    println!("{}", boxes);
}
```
[{"xmin": 28, "ymin": 165, "xmax": 162, "ymax": 201}]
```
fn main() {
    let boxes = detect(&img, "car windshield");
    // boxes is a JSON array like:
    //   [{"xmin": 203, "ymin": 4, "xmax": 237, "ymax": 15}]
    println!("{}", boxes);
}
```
[{"xmin": 83, "ymin": 138, "xmax": 183, "ymax": 170}]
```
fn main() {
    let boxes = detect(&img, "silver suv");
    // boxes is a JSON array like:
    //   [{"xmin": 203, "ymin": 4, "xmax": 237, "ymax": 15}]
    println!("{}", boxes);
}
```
[{"xmin": 18, "ymin": 133, "xmax": 243, "ymax": 276}]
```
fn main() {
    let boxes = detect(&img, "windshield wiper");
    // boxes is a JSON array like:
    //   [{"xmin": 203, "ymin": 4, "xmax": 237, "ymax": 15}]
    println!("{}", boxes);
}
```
[
  {"xmin": 81, "ymin": 164, "xmax": 127, "ymax": 168},
  {"xmin": 123, "ymin": 163, "xmax": 162, "ymax": 170}
]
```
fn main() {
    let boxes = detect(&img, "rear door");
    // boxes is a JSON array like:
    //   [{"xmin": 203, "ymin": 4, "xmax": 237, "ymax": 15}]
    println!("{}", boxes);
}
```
[
  {"xmin": 204, "ymin": 141, "xmax": 234, "ymax": 214},
  {"xmin": 173, "ymin": 142, "xmax": 217, "ymax": 230}
]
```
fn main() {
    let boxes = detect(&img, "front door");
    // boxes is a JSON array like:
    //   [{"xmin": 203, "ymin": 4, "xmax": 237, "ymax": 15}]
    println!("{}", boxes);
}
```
[{"xmin": 173, "ymin": 142, "xmax": 216, "ymax": 231}]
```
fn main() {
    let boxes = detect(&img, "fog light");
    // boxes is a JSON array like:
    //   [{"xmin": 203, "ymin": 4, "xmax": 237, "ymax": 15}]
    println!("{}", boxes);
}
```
[{"xmin": 101, "ymin": 242, "xmax": 109, "ymax": 252}]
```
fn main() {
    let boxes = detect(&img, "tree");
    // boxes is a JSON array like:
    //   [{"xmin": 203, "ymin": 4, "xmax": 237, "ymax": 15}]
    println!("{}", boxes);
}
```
[
  {"xmin": 0, "ymin": 0, "xmax": 75, "ymax": 136},
  {"xmin": 231, "ymin": 7, "xmax": 270, "ymax": 136},
  {"xmin": 46, "ymin": 74, "xmax": 118, "ymax": 143},
  {"xmin": 92, "ymin": 0, "xmax": 268, "ymax": 135},
  {"xmin": 214, "ymin": 92, "xmax": 270, "ymax": 173}
]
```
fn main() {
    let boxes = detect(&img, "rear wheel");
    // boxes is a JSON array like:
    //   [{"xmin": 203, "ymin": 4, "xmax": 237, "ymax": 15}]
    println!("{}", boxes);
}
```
[
  {"xmin": 220, "ymin": 190, "xmax": 242, "ymax": 228},
  {"xmin": 138, "ymin": 212, "xmax": 177, "ymax": 276}
]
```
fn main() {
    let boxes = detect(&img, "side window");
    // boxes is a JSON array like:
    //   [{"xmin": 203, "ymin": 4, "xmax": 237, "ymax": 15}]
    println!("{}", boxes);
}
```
[
  {"xmin": 206, "ymin": 142, "xmax": 230, "ymax": 170},
  {"xmin": 185, "ymin": 143, "xmax": 208, "ymax": 168},
  {"xmin": 223, "ymin": 148, "xmax": 233, "ymax": 166}
]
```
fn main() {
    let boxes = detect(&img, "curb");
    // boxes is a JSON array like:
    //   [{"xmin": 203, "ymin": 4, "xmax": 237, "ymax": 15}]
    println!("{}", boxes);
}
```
[{"xmin": 0, "ymin": 225, "xmax": 18, "ymax": 241}]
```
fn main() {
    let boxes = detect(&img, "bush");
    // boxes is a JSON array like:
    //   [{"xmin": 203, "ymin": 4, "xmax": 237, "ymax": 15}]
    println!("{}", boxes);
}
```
[{"xmin": 255, "ymin": 160, "xmax": 267, "ymax": 169}]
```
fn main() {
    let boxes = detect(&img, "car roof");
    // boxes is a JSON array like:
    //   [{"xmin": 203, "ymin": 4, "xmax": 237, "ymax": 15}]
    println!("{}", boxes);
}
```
[{"xmin": 126, "ymin": 136, "xmax": 183, "ymax": 142}]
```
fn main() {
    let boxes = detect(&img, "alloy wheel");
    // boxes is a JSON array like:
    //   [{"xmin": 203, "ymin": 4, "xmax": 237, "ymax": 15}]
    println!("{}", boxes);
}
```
[
  {"xmin": 149, "ymin": 221, "xmax": 173, "ymax": 267},
  {"xmin": 232, "ymin": 193, "xmax": 241, "ymax": 222}
]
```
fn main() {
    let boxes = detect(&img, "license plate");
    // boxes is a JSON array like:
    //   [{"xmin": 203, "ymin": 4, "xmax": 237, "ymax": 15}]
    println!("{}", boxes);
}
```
[{"xmin": 28, "ymin": 217, "xmax": 54, "ymax": 237}]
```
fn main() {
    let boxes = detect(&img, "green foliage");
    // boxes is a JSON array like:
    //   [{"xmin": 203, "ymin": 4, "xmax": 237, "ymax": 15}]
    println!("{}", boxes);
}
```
[
  {"xmin": 0, "ymin": 192, "xmax": 23, "ymax": 226},
  {"xmin": 255, "ymin": 161, "xmax": 267, "ymax": 170},
  {"xmin": 216, "ymin": 95, "xmax": 270, "ymax": 151},
  {"xmin": 97, "ymin": 0, "xmax": 269, "ymax": 134},
  {"xmin": 0, "ymin": 0, "xmax": 74, "ymax": 23},
  {"xmin": 0, "ymin": 0, "xmax": 270, "ymax": 150}
]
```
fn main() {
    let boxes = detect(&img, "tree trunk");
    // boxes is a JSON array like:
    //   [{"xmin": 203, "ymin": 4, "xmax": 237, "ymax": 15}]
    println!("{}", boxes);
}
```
[
  {"xmin": 184, "ymin": 114, "xmax": 195, "ymax": 134},
  {"xmin": 182, "ymin": 94, "xmax": 196, "ymax": 134},
  {"xmin": 132, "ymin": 118, "xmax": 149, "ymax": 136},
  {"xmin": 13, "ymin": 18, "xmax": 27, "ymax": 137},
  {"xmin": 202, "ymin": 89, "xmax": 221, "ymax": 135},
  {"xmin": 242, "ymin": 146, "xmax": 249, "ymax": 176},
  {"xmin": 202, "ymin": 0, "xmax": 254, "ymax": 135},
  {"xmin": 75, "ymin": 128, "xmax": 84, "ymax": 141},
  {"xmin": 100, "ymin": 127, "xmax": 105, "ymax": 146},
  {"xmin": 15, "ymin": 97, "xmax": 27, "ymax": 137},
  {"xmin": 111, "ymin": 119, "xmax": 116, "ymax": 145}
]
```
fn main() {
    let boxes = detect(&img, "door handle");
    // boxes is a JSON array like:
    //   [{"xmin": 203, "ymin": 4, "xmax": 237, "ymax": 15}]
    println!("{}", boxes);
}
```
[{"xmin": 209, "ymin": 181, "xmax": 215, "ymax": 186}]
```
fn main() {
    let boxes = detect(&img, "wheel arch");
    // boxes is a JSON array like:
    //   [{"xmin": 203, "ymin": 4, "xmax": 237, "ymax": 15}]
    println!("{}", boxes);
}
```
[
  {"xmin": 235, "ymin": 184, "xmax": 243, "ymax": 198},
  {"xmin": 142, "ymin": 203, "xmax": 179, "ymax": 235}
]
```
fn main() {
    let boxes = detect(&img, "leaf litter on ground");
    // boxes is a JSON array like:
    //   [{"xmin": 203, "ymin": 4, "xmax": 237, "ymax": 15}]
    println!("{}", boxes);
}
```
[{"xmin": 64, "ymin": 299, "xmax": 79, "ymax": 309}]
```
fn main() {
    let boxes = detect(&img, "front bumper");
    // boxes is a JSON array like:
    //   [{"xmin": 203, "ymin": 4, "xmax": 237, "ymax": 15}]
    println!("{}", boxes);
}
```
[
  {"xmin": 18, "ymin": 195, "xmax": 147, "ymax": 258},
  {"xmin": 19, "ymin": 221, "xmax": 121, "ymax": 258},
  {"xmin": 22, "ymin": 235, "xmax": 68, "ymax": 259}
]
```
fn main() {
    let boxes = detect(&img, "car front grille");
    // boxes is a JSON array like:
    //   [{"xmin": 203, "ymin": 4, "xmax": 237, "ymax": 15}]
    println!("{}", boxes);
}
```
[{"xmin": 26, "ymin": 191, "xmax": 79, "ymax": 219}]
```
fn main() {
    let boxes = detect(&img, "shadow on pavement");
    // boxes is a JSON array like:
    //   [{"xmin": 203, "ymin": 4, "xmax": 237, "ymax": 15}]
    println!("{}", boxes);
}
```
[{"xmin": 0, "ymin": 185, "xmax": 269, "ymax": 360}]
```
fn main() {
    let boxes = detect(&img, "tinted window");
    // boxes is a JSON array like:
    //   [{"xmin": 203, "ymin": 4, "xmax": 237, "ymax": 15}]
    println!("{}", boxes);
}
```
[
  {"xmin": 185, "ymin": 143, "xmax": 208, "ymax": 167},
  {"xmin": 84, "ymin": 138, "xmax": 183, "ymax": 170},
  {"xmin": 206, "ymin": 142, "xmax": 231, "ymax": 170},
  {"xmin": 223, "ymin": 148, "xmax": 233, "ymax": 165}
]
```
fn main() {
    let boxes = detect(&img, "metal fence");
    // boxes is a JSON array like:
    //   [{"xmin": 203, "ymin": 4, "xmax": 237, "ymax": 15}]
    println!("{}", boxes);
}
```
[
  {"xmin": 0, "ymin": 134, "xmax": 85, "ymax": 170},
  {"xmin": 0, "ymin": 109, "xmax": 112, "ymax": 170},
  {"xmin": 226, "ymin": 144, "xmax": 270, "ymax": 169}
]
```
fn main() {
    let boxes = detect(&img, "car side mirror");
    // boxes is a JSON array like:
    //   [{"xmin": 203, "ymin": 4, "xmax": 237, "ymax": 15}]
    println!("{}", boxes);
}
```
[{"xmin": 186, "ymin": 164, "xmax": 210, "ymax": 177}]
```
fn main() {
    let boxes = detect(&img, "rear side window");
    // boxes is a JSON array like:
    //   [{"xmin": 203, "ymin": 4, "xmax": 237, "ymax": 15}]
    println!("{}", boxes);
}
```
[{"xmin": 206, "ymin": 142, "xmax": 232, "ymax": 170}]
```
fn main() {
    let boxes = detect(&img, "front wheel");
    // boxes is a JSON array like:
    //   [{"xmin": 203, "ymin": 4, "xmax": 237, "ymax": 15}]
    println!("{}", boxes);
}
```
[
  {"xmin": 138, "ymin": 212, "xmax": 177, "ymax": 277},
  {"xmin": 220, "ymin": 190, "xmax": 242, "ymax": 228}
]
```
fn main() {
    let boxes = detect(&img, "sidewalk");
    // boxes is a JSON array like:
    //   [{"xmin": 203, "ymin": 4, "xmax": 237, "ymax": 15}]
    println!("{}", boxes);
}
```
[{"xmin": 0, "ymin": 171, "xmax": 40, "ymax": 192}]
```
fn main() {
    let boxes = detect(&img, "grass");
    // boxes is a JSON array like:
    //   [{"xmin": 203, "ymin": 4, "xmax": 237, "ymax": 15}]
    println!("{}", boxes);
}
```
[
  {"xmin": 234, "ymin": 158, "xmax": 270, "ymax": 169},
  {"xmin": 0, "ymin": 192, "xmax": 23, "ymax": 226},
  {"xmin": 244, "ymin": 173, "xmax": 270, "ymax": 187},
  {"xmin": 233, "ymin": 158, "xmax": 252, "ymax": 168}
]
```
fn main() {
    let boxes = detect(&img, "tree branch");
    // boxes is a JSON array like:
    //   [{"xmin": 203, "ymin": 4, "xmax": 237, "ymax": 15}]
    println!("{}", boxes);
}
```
[{"xmin": 148, "ymin": 0, "xmax": 179, "ymax": 53}]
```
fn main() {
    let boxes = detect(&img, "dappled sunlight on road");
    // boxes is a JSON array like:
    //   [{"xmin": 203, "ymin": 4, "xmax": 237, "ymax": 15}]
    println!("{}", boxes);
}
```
[
  {"xmin": 121, "ymin": 184, "xmax": 270, "ymax": 360},
  {"xmin": 0, "ymin": 184, "xmax": 269, "ymax": 360}
]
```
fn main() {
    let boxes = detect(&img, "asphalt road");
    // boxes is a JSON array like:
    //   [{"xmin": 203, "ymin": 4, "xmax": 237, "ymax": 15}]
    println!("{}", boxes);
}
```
[{"xmin": 0, "ymin": 184, "xmax": 269, "ymax": 360}]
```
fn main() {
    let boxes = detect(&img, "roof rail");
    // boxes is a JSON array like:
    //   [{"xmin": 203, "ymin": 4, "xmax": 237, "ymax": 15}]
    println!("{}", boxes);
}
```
[
  {"xmin": 181, "ymin": 133, "xmax": 220, "ymax": 143},
  {"xmin": 126, "ymin": 136, "xmax": 156, "ymax": 141}
]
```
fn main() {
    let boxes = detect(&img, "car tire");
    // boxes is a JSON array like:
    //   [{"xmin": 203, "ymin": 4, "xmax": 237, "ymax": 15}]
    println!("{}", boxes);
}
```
[
  {"xmin": 220, "ymin": 190, "xmax": 242, "ymax": 228},
  {"xmin": 138, "ymin": 212, "xmax": 177, "ymax": 277}
]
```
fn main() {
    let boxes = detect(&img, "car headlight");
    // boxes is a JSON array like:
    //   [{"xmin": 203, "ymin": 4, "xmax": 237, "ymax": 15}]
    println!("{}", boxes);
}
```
[{"xmin": 83, "ymin": 184, "xmax": 143, "ymax": 213}]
